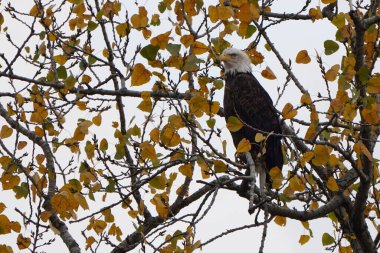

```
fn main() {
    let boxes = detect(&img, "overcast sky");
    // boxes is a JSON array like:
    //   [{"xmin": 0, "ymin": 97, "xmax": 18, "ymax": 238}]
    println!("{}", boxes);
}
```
[{"xmin": 0, "ymin": 0, "xmax": 375, "ymax": 252}]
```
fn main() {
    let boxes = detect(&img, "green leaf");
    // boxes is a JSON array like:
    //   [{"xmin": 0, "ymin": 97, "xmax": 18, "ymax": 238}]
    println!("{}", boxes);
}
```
[
  {"xmin": 358, "ymin": 66, "xmax": 369, "ymax": 83},
  {"xmin": 324, "ymin": 40, "xmax": 339, "ymax": 55},
  {"xmin": 183, "ymin": 55, "xmax": 202, "ymax": 71},
  {"xmin": 322, "ymin": 232, "xmax": 334, "ymax": 246},
  {"xmin": 213, "ymin": 80, "xmax": 224, "ymax": 90},
  {"xmin": 87, "ymin": 20, "xmax": 98, "ymax": 31},
  {"xmin": 226, "ymin": 116, "xmax": 244, "ymax": 132},
  {"xmin": 57, "ymin": 66, "xmax": 67, "ymax": 79},
  {"xmin": 105, "ymin": 179, "xmax": 116, "ymax": 193},
  {"xmin": 64, "ymin": 75, "xmax": 77, "ymax": 89},
  {"xmin": 140, "ymin": 44, "xmax": 160, "ymax": 61},
  {"xmin": 88, "ymin": 55, "xmax": 97, "ymax": 65},
  {"xmin": 166, "ymin": 43, "xmax": 181, "ymax": 56},
  {"xmin": 13, "ymin": 182, "xmax": 29, "ymax": 199},
  {"xmin": 158, "ymin": 2, "xmax": 167, "ymax": 13},
  {"xmin": 206, "ymin": 118, "xmax": 215, "ymax": 128},
  {"xmin": 245, "ymin": 25, "xmax": 257, "ymax": 39},
  {"xmin": 149, "ymin": 173, "xmax": 166, "ymax": 190}
]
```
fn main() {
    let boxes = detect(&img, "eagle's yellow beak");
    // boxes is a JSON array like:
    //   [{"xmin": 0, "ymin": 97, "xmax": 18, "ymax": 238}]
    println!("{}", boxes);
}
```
[{"xmin": 219, "ymin": 53, "xmax": 232, "ymax": 62}]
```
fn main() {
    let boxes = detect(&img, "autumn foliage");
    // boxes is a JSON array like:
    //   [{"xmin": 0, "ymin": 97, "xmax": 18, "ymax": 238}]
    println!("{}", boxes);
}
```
[{"xmin": 0, "ymin": 0, "xmax": 379, "ymax": 253}]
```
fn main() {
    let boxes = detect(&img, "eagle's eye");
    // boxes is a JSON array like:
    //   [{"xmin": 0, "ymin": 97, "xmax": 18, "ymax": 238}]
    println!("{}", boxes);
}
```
[{"xmin": 230, "ymin": 53, "xmax": 237, "ymax": 57}]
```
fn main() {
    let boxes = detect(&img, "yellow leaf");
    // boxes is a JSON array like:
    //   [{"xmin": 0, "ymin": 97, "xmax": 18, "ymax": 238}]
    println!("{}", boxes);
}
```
[
  {"xmin": 116, "ymin": 22, "xmax": 129, "ymax": 37},
  {"xmin": 10, "ymin": 221, "xmax": 21, "ymax": 233},
  {"xmin": 180, "ymin": 34, "xmax": 194, "ymax": 48},
  {"xmin": 213, "ymin": 160, "xmax": 227, "ymax": 173},
  {"xmin": 296, "ymin": 50, "xmax": 311, "ymax": 64},
  {"xmin": 85, "ymin": 236, "xmax": 97, "ymax": 251},
  {"xmin": 269, "ymin": 166, "xmax": 283, "ymax": 189},
  {"xmin": 81, "ymin": 74, "xmax": 92, "ymax": 84},
  {"xmin": 74, "ymin": 192, "xmax": 89, "ymax": 210},
  {"xmin": 131, "ymin": 63, "xmax": 151, "ymax": 86},
  {"xmin": 179, "ymin": 163, "xmax": 193, "ymax": 177},
  {"xmin": 193, "ymin": 41, "xmax": 208, "ymax": 55},
  {"xmin": 300, "ymin": 93, "xmax": 312, "ymax": 105},
  {"xmin": 282, "ymin": 103, "xmax": 298, "ymax": 119},
  {"xmin": 0, "ymin": 203, "xmax": 5, "ymax": 214},
  {"xmin": 312, "ymin": 145, "xmax": 329, "ymax": 166},
  {"xmin": 236, "ymin": 3, "xmax": 260, "ymax": 22},
  {"xmin": 236, "ymin": 138, "xmax": 251, "ymax": 153},
  {"xmin": 128, "ymin": 210, "xmax": 139, "ymax": 219},
  {"xmin": 274, "ymin": 216, "xmax": 286, "ymax": 226},
  {"xmin": 40, "ymin": 211, "xmax": 52, "ymax": 222},
  {"xmin": 309, "ymin": 7, "xmax": 323, "ymax": 21},
  {"xmin": 188, "ymin": 95, "xmax": 207, "ymax": 117},
  {"xmin": 353, "ymin": 141, "xmax": 372, "ymax": 161},
  {"xmin": 0, "ymin": 214, "xmax": 11, "ymax": 234},
  {"xmin": 53, "ymin": 55, "xmax": 67, "ymax": 65},
  {"xmin": 102, "ymin": 48, "xmax": 109, "ymax": 58},
  {"xmin": 325, "ymin": 64, "xmax": 340, "ymax": 81},
  {"xmin": 254, "ymin": 133, "xmax": 266, "ymax": 143},
  {"xmin": 289, "ymin": 176, "xmax": 305, "ymax": 192},
  {"xmin": 261, "ymin": 67, "xmax": 277, "ymax": 80},
  {"xmin": 0, "ymin": 125, "xmax": 13, "ymax": 139},
  {"xmin": 362, "ymin": 103, "xmax": 379, "ymax": 124},
  {"xmin": 326, "ymin": 177, "xmax": 339, "ymax": 192},
  {"xmin": 93, "ymin": 220, "xmax": 107, "ymax": 234},
  {"xmin": 150, "ymin": 31, "xmax": 171, "ymax": 49},
  {"xmin": 227, "ymin": 116, "xmax": 244, "ymax": 132},
  {"xmin": 92, "ymin": 114, "xmax": 102, "ymax": 126},
  {"xmin": 299, "ymin": 235, "xmax": 310, "ymax": 245},
  {"xmin": 17, "ymin": 234, "xmax": 31, "ymax": 250},
  {"xmin": 150, "ymin": 193, "xmax": 169, "ymax": 218},
  {"xmin": 322, "ymin": 0, "xmax": 336, "ymax": 3},
  {"xmin": 329, "ymin": 154, "xmax": 340, "ymax": 166},
  {"xmin": 131, "ymin": 14, "xmax": 148, "ymax": 28},
  {"xmin": 1, "ymin": 174, "xmax": 20, "ymax": 190},
  {"xmin": 160, "ymin": 125, "xmax": 181, "ymax": 147},
  {"xmin": 139, "ymin": 141, "xmax": 157, "ymax": 160},
  {"xmin": 367, "ymin": 77, "xmax": 380, "ymax": 94},
  {"xmin": 150, "ymin": 128, "xmax": 160, "ymax": 143},
  {"xmin": 217, "ymin": 5, "xmax": 234, "ymax": 21},
  {"xmin": 137, "ymin": 93, "xmax": 152, "ymax": 112},
  {"xmin": 29, "ymin": 4, "xmax": 43, "ymax": 17}
]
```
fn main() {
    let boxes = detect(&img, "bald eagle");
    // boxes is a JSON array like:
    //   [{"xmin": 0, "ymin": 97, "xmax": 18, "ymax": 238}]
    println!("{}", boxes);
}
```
[{"xmin": 220, "ymin": 48, "xmax": 283, "ymax": 191}]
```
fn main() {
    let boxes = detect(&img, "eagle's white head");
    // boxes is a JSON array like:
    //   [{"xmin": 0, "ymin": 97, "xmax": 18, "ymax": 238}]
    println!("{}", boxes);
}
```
[{"xmin": 219, "ymin": 48, "xmax": 252, "ymax": 75}]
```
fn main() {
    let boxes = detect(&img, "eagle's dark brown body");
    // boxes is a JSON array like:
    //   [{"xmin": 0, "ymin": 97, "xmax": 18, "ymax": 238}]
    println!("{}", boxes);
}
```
[{"xmin": 223, "ymin": 72, "xmax": 283, "ymax": 172}]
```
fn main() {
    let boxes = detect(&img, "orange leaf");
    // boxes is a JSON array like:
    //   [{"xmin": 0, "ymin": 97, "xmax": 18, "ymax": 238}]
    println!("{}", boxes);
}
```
[
  {"xmin": 326, "ymin": 177, "xmax": 339, "ymax": 191},
  {"xmin": 192, "ymin": 41, "xmax": 208, "ymax": 55},
  {"xmin": 325, "ymin": 64, "xmax": 340, "ymax": 81},
  {"xmin": 131, "ymin": 63, "xmax": 151, "ymax": 86},
  {"xmin": 179, "ymin": 163, "xmax": 193, "ymax": 177},
  {"xmin": 17, "ymin": 234, "xmax": 31, "ymax": 250},
  {"xmin": 0, "ymin": 125, "xmax": 13, "ymax": 139},
  {"xmin": 296, "ymin": 50, "xmax": 311, "ymax": 64},
  {"xmin": 274, "ymin": 216, "xmax": 286, "ymax": 226},
  {"xmin": 261, "ymin": 66, "xmax": 277, "ymax": 80},
  {"xmin": 227, "ymin": 116, "xmax": 244, "ymax": 132},
  {"xmin": 299, "ymin": 235, "xmax": 310, "ymax": 245}
]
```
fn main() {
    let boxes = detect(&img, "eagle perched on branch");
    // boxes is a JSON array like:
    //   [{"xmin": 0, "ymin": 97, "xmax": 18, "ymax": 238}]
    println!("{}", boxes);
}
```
[{"xmin": 219, "ymin": 48, "xmax": 283, "ymax": 191}]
